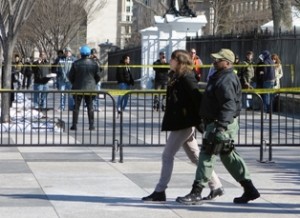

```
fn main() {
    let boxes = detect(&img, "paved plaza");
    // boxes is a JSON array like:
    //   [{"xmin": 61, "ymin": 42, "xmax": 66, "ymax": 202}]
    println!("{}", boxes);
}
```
[{"xmin": 0, "ymin": 145, "xmax": 299, "ymax": 218}]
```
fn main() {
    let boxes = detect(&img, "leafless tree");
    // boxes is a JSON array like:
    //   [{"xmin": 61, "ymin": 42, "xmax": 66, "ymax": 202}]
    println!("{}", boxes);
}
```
[
  {"xmin": 129, "ymin": 0, "xmax": 169, "ymax": 47},
  {"xmin": 270, "ymin": 0, "xmax": 292, "ymax": 35},
  {"xmin": 18, "ymin": 0, "xmax": 107, "ymax": 58},
  {"xmin": 0, "ymin": 0, "xmax": 36, "ymax": 123},
  {"xmin": 208, "ymin": 0, "xmax": 233, "ymax": 35}
]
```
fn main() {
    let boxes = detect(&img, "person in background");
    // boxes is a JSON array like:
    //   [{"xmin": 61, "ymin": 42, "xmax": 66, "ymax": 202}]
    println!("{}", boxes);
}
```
[
  {"xmin": 190, "ymin": 48, "xmax": 203, "ymax": 82},
  {"xmin": 32, "ymin": 52, "xmax": 52, "ymax": 109},
  {"xmin": 54, "ymin": 47, "xmax": 76, "ymax": 111},
  {"xmin": 116, "ymin": 54, "xmax": 134, "ymax": 113},
  {"xmin": 12, "ymin": 54, "xmax": 23, "ymax": 90},
  {"xmin": 142, "ymin": 49, "xmax": 224, "ymax": 202},
  {"xmin": 239, "ymin": 51, "xmax": 255, "ymax": 109},
  {"xmin": 152, "ymin": 51, "xmax": 169, "ymax": 111},
  {"xmin": 271, "ymin": 54, "xmax": 283, "ymax": 89},
  {"xmin": 68, "ymin": 45, "xmax": 101, "ymax": 131},
  {"xmin": 206, "ymin": 63, "xmax": 216, "ymax": 82},
  {"xmin": 90, "ymin": 48, "xmax": 103, "ymax": 112},
  {"xmin": 233, "ymin": 54, "xmax": 240, "ymax": 75},
  {"xmin": 176, "ymin": 48, "xmax": 260, "ymax": 205},
  {"xmin": 51, "ymin": 50, "xmax": 64, "ymax": 89},
  {"xmin": 257, "ymin": 50, "xmax": 275, "ymax": 113},
  {"xmin": 254, "ymin": 55, "xmax": 264, "ymax": 89},
  {"xmin": 22, "ymin": 57, "xmax": 33, "ymax": 90}
]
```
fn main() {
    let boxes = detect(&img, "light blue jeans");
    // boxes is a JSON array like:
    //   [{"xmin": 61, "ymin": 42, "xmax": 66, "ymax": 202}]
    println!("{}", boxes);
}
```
[
  {"xmin": 93, "ymin": 82, "xmax": 101, "ymax": 110},
  {"xmin": 117, "ymin": 83, "xmax": 130, "ymax": 111},
  {"xmin": 57, "ymin": 80, "xmax": 74, "ymax": 110},
  {"xmin": 33, "ymin": 83, "xmax": 49, "ymax": 109}
]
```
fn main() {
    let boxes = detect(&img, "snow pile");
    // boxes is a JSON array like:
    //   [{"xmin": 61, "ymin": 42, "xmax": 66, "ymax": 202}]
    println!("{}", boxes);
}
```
[{"xmin": 0, "ymin": 93, "xmax": 64, "ymax": 133}]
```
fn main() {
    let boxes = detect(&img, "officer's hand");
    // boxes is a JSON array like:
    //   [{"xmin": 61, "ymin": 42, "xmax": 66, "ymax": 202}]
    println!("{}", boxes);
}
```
[
  {"xmin": 195, "ymin": 122, "xmax": 205, "ymax": 134},
  {"xmin": 214, "ymin": 128, "xmax": 227, "ymax": 143},
  {"xmin": 207, "ymin": 127, "xmax": 227, "ymax": 144}
]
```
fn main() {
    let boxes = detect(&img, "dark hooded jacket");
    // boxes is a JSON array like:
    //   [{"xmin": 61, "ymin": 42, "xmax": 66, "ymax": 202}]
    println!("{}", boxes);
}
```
[
  {"xmin": 162, "ymin": 72, "xmax": 202, "ymax": 131},
  {"xmin": 259, "ymin": 50, "xmax": 275, "ymax": 82},
  {"xmin": 32, "ymin": 59, "xmax": 51, "ymax": 84}
]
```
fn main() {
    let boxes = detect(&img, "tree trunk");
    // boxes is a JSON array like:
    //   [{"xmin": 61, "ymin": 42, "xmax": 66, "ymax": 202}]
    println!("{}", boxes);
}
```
[
  {"xmin": 1, "ymin": 41, "xmax": 14, "ymax": 123},
  {"xmin": 270, "ymin": 0, "xmax": 281, "ymax": 36}
]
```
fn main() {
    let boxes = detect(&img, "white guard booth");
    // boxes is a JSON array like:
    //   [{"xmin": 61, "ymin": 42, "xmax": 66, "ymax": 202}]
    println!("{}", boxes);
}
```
[{"xmin": 139, "ymin": 14, "xmax": 207, "ymax": 89}]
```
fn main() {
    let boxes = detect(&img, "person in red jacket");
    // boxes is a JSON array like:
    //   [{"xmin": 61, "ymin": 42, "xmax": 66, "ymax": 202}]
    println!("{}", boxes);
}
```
[{"xmin": 190, "ymin": 48, "xmax": 203, "ymax": 82}]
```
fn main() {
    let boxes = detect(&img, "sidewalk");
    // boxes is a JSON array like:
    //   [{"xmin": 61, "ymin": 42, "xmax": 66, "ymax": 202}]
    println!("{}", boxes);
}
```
[{"xmin": 0, "ymin": 146, "xmax": 299, "ymax": 218}]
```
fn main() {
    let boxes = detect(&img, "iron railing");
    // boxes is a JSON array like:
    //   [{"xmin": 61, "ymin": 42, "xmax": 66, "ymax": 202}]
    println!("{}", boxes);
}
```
[{"xmin": 0, "ymin": 90, "xmax": 299, "ymax": 163}]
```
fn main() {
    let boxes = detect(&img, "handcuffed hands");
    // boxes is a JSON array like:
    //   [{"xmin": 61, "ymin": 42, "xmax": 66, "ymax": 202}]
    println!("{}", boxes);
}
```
[
  {"xmin": 207, "ymin": 127, "xmax": 227, "ymax": 144},
  {"xmin": 214, "ymin": 128, "xmax": 227, "ymax": 143},
  {"xmin": 195, "ymin": 122, "xmax": 205, "ymax": 134}
]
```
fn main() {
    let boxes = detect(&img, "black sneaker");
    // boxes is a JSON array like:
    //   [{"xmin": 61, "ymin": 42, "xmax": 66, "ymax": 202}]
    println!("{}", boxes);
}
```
[
  {"xmin": 202, "ymin": 187, "xmax": 224, "ymax": 200},
  {"xmin": 142, "ymin": 191, "xmax": 166, "ymax": 202}
]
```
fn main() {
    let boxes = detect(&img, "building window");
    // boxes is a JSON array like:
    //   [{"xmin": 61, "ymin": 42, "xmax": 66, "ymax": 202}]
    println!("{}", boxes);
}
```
[
  {"xmin": 125, "ymin": 26, "xmax": 132, "ymax": 35},
  {"xmin": 126, "ymin": 15, "xmax": 131, "ymax": 22},
  {"xmin": 126, "ymin": 6, "xmax": 131, "ymax": 12}
]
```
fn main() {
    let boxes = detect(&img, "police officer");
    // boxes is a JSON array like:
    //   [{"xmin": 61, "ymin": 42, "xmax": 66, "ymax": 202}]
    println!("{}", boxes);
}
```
[
  {"xmin": 176, "ymin": 48, "xmax": 260, "ymax": 205},
  {"xmin": 68, "ymin": 45, "xmax": 101, "ymax": 131}
]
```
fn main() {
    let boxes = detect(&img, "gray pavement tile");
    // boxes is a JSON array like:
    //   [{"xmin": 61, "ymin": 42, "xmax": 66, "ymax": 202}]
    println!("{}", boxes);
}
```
[
  {"xmin": 125, "ymin": 173, "xmax": 236, "ymax": 189},
  {"xmin": 0, "ymin": 152, "xmax": 23, "ymax": 160},
  {"xmin": 0, "ymin": 161, "xmax": 31, "ymax": 174},
  {"xmin": 0, "ymin": 207, "xmax": 58, "ymax": 218},
  {"xmin": 18, "ymin": 147, "xmax": 93, "ymax": 153},
  {"xmin": 0, "ymin": 146, "xmax": 298, "ymax": 218},
  {"xmin": 22, "ymin": 152, "xmax": 104, "ymax": 162},
  {"xmin": 0, "ymin": 188, "xmax": 52, "ymax": 207},
  {"xmin": 0, "ymin": 174, "xmax": 41, "ymax": 189},
  {"xmin": 0, "ymin": 147, "xmax": 19, "ymax": 152}
]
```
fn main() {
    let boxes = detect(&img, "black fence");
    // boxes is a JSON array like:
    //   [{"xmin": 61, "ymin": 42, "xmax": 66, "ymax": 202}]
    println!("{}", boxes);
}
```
[
  {"xmin": 106, "ymin": 33, "xmax": 300, "ymax": 88},
  {"xmin": 0, "ymin": 90, "xmax": 117, "ymax": 160},
  {"xmin": 187, "ymin": 32, "xmax": 300, "ymax": 87},
  {"xmin": 107, "ymin": 46, "xmax": 142, "ymax": 82},
  {"xmin": 117, "ymin": 90, "xmax": 300, "ymax": 163},
  {"xmin": 0, "ymin": 90, "xmax": 299, "ymax": 163}
]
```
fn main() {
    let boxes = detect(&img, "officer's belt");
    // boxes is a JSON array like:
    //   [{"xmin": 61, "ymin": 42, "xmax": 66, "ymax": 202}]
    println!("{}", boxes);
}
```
[
  {"xmin": 203, "ymin": 118, "xmax": 217, "ymax": 124},
  {"xmin": 203, "ymin": 117, "xmax": 237, "ymax": 125}
]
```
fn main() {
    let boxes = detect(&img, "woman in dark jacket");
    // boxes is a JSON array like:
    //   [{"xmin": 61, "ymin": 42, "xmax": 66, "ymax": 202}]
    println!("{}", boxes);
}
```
[
  {"xmin": 142, "ymin": 50, "xmax": 223, "ymax": 202},
  {"xmin": 116, "ymin": 54, "xmax": 134, "ymax": 113}
]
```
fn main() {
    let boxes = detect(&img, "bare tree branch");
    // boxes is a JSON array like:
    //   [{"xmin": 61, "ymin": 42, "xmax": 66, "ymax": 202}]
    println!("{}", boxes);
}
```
[{"xmin": 0, "ymin": 0, "xmax": 36, "ymax": 123}]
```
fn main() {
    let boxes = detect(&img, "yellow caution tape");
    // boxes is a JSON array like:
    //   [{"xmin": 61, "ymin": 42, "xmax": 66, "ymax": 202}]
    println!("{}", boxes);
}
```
[
  {"xmin": 2, "ymin": 63, "xmax": 294, "ymax": 69},
  {"xmin": 242, "ymin": 87, "xmax": 300, "ymax": 94},
  {"xmin": 103, "ymin": 87, "xmax": 300, "ymax": 95},
  {"xmin": 1, "ymin": 88, "xmax": 300, "ymax": 96}
]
